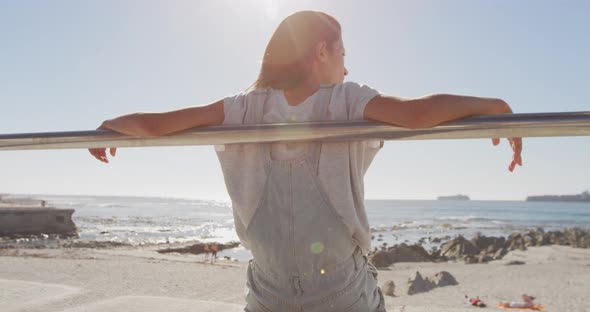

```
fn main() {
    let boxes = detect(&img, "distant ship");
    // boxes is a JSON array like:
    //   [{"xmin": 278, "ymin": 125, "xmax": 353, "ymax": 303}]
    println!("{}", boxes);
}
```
[
  {"xmin": 437, "ymin": 194, "xmax": 470, "ymax": 201},
  {"xmin": 526, "ymin": 191, "xmax": 590, "ymax": 202}
]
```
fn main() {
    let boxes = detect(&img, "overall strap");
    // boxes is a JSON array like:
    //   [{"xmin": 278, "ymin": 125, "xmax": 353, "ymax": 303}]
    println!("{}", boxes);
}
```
[
  {"xmin": 246, "ymin": 88, "xmax": 273, "ymax": 163},
  {"xmin": 308, "ymin": 84, "xmax": 335, "ymax": 175},
  {"xmin": 247, "ymin": 86, "xmax": 334, "ymax": 171}
]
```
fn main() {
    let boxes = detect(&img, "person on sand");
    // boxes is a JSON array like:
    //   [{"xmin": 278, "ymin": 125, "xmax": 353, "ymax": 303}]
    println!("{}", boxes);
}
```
[
  {"xmin": 88, "ymin": 10, "xmax": 523, "ymax": 312},
  {"xmin": 499, "ymin": 294, "xmax": 536, "ymax": 309},
  {"xmin": 465, "ymin": 295, "xmax": 486, "ymax": 307},
  {"xmin": 210, "ymin": 243, "xmax": 218, "ymax": 264},
  {"xmin": 202, "ymin": 243, "xmax": 210, "ymax": 262}
]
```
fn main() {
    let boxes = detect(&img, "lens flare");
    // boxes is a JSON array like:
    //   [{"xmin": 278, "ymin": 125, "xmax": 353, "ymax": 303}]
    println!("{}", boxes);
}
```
[{"xmin": 310, "ymin": 241, "xmax": 325, "ymax": 254}]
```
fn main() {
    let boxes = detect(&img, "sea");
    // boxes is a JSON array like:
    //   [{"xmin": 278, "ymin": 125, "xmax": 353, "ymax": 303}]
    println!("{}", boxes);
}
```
[{"xmin": 5, "ymin": 194, "xmax": 590, "ymax": 261}]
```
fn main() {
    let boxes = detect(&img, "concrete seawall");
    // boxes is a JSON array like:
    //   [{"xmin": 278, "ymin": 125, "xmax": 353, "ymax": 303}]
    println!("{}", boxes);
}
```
[{"xmin": 0, "ymin": 196, "xmax": 77, "ymax": 237}]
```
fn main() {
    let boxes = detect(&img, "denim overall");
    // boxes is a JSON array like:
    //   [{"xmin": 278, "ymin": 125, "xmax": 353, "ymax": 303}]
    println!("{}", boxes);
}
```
[{"xmin": 240, "ymin": 87, "xmax": 386, "ymax": 312}]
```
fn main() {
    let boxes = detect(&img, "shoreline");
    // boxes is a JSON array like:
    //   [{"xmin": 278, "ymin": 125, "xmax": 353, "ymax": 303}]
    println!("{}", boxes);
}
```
[
  {"xmin": 2, "ymin": 226, "xmax": 588, "ymax": 262},
  {"xmin": 3, "ymin": 194, "xmax": 589, "ymax": 256}
]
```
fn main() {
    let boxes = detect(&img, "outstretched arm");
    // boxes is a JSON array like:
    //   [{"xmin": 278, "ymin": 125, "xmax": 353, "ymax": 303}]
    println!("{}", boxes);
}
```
[
  {"xmin": 364, "ymin": 94, "xmax": 522, "ymax": 172},
  {"xmin": 99, "ymin": 100, "xmax": 224, "ymax": 137},
  {"xmin": 364, "ymin": 94, "xmax": 510, "ymax": 129},
  {"xmin": 89, "ymin": 100, "xmax": 224, "ymax": 163}
]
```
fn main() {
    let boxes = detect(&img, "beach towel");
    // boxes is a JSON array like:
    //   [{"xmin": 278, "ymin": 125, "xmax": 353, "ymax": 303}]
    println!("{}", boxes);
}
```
[{"xmin": 497, "ymin": 303, "xmax": 546, "ymax": 311}]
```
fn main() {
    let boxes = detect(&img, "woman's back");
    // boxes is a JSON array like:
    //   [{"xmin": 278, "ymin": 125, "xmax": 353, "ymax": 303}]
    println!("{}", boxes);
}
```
[
  {"xmin": 217, "ymin": 82, "xmax": 385, "ymax": 310},
  {"xmin": 217, "ymin": 82, "xmax": 384, "ymax": 255}
]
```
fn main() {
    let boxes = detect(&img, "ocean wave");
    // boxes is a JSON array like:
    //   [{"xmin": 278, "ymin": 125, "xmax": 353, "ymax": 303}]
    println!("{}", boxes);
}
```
[{"xmin": 434, "ymin": 216, "xmax": 501, "ymax": 222}]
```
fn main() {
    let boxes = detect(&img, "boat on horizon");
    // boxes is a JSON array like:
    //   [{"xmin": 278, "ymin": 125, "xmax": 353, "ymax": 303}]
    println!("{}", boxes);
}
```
[
  {"xmin": 437, "ymin": 194, "xmax": 470, "ymax": 201},
  {"xmin": 526, "ymin": 191, "xmax": 590, "ymax": 202}
]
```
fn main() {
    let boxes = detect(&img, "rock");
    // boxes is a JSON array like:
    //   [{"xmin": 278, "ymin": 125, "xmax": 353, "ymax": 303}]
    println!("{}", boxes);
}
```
[
  {"xmin": 471, "ymin": 233, "xmax": 505, "ymax": 255},
  {"xmin": 427, "ymin": 271, "xmax": 458, "ymax": 287},
  {"xmin": 504, "ymin": 228, "xmax": 590, "ymax": 252},
  {"xmin": 430, "ymin": 235, "xmax": 452, "ymax": 244},
  {"xmin": 548, "ymin": 230, "xmax": 571, "ymax": 245},
  {"xmin": 64, "ymin": 241, "xmax": 129, "ymax": 248},
  {"xmin": 368, "ymin": 250, "xmax": 395, "ymax": 268},
  {"xmin": 439, "ymin": 235, "xmax": 480, "ymax": 260},
  {"xmin": 564, "ymin": 228, "xmax": 590, "ymax": 248},
  {"xmin": 157, "ymin": 241, "xmax": 240, "ymax": 255},
  {"xmin": 478, "ymin": 254, "xmax": 492, "ymax": 263},
  {"xmin": 493, "ymin": 247, "xmax": 507, "ymax": 260},
  {"xmin": 500, "ymin": 228, "xmax": 589, "ymax": 252},
  {"xmin": 523, "ymin": 232, "xmax": 537, "ymax": 247},
  {"xmin": 382, "ymin": 280, "xmax": 395, "ymax": 296},
  {"xmin": 464, "ymin": 255, "xmax": 478, "ymax": 264},
  {"xmin": 505, "ymin": 233, "xmax": 527, "ymax": 251},
  {"xmin": 389, "ymin": 243, "xmax": 436, "ymax": 263},
  {"xmin": 526, "ymin": 228, "xmax": 547, "ymax": 246},
  {"xmin": 527, "ymin": 227, "xmax": 546, "ymax": 245},
  {"xmin": 407, "ymin": 271, "xmax": 458, "ymax": 295},
  {"xmin": 407, "ymin": 271, "xmax": 433, "ymax": 295},
  {"xmin": 369, "ymin": 243, "xmax": 437, "ymax": 268},
  {"xmin": 580, "ymin": 235, "xmax": 590, "ymax": 248},
  {"xmin": 423, "ymin": 228, "xmax": 590, "ymax": 266},
  {"xmin": 505, "ymin": 260, "xmax": 526, "ymax": 265}
]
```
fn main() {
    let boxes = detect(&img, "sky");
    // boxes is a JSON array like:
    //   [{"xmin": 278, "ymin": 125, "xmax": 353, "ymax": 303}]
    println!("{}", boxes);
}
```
[{"xmin": 1, "ymin": 0, "xmax": 589, "ymax": 201}]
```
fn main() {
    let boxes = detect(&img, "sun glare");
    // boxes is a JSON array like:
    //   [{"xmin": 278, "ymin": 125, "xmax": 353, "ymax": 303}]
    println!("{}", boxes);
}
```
[
  {"xmin": 231, "ymin": 0, "xmax": 280, "ymax": 20},
  {"xmin": 260, "ymin": 0, "xmax": 280, "ymax": 20}
]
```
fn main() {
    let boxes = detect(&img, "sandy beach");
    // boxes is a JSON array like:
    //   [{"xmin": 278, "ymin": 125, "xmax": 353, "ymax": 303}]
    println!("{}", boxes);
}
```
[{"xmin": 1, "ymin": 245, "xmax": 589, "ymax": 312}]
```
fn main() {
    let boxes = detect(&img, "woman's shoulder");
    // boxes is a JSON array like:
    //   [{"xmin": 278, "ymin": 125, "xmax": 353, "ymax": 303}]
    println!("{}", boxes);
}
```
[
  {"xmin": 328, "ymin": 82, "xmax": 381, "ymax": 104},
  {"xmin": 334, "ymin": 81, "xmax": 379, "ymax": 93},
  {"xmin": 223, "ymin": 87, "xmax": 276, "ymax": 110},
  {"xmin": 249, "ymin": 87, "xmax": 274, "ymax": 96},
  {"xmin": 329, "ymin": 82, "xmax": 382, "ymax": 120},
  {"xmin": 226, "ymin": 87, "xmax": 272, "ymax": 99},
  {"xmin": 230, "ymin": 82, "xmax": 375, "ymax": 97}
]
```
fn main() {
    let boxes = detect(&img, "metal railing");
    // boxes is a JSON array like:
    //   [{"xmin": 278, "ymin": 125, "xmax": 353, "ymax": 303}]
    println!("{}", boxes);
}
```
[{"xmin": 1, "ymin": 111, "xmax": 589, "ymax": 151}]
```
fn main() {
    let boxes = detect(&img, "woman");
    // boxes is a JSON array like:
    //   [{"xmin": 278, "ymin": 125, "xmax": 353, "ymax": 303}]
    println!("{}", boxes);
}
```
[
  {"xmin": 499, "ymin": 294, "xmax": 537, "ymax": 309},
  {"xmin": 89, "ymin": 10, "xmax": 522, "ymax": 312}
]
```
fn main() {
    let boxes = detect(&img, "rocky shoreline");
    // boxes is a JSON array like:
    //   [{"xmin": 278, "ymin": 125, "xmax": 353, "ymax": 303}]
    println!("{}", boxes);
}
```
[
  {"xmin": 156, "ymin": 242, "xmax": 241, "ymax": 255},
  {"xmin": 368, "ymin": 227, "xmax": 590, "ymax": 268},
  {"xmin": 0, "ymin": 234, "xmax": 242, "ymax": 254}
]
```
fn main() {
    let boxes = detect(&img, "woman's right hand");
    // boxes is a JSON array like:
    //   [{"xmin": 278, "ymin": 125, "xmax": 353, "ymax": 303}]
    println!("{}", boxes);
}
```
[
  {"xmin": 88, "ymin": 123, "xmax": 117, "ymax": 164},
  {"xmin": 87, "ymin": 101, "xmax": 224, "ymax": 164},
  {"xmin": 89, "ymin": 146, "xmax": 117, "ymax": 164}
]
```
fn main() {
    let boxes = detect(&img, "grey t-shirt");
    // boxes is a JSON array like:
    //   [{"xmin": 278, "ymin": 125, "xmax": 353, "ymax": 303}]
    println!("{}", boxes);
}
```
[{"xmin": 217, "ymin": 81, "xmax": 383, "ymax": 253}]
